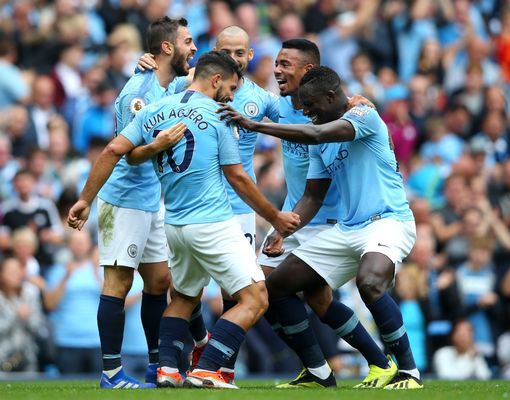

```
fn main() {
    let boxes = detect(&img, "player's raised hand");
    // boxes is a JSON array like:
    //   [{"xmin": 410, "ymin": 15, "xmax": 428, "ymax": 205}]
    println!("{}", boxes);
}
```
[
  {"xmin": 263, "ymin": 230, "xmax": 284, "ymax": 257},
  {"xmin": 217, "ymin": 103, "xmax": 256, "ymax": 131},
  {"xmin": 153, "ymin": 122, "xmax": 187, "ymax": 151},
  {"xmin": 348, "ymin": 95, "xmax": 375, "ymax": 109},
  {"xmin": 271, "ymin": 211, "xmax": 301, "ymax": 237},
  {"xmin": 67, "ymin": 200, "xmax": 91, "ymax": 231},
  {"xmin": 137, "ymin": 53, "xmax": 158, "ymax": 71}
]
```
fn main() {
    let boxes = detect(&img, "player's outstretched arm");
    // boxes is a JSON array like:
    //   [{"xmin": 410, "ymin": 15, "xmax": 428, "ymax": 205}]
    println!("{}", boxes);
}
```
[
  {"xmin": 67, "ymin": 135, "xmax": 135, "ymax": 230},
  {"xmin": 218, "ymin": 105, "xmax": 356, "ymax": 144},
  {"xmin": 125, "ymin": 122, "xmax": 187, "ymax": 165},
  {"xmin": 223, "ymin": 164, "xmax": 301, "ymax": 237}
]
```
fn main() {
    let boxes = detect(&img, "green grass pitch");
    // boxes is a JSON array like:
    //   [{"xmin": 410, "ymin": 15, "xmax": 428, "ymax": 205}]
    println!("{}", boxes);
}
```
[{"xmin": 1, "ymin": 380, "xmax": 509, "ymax": 400}]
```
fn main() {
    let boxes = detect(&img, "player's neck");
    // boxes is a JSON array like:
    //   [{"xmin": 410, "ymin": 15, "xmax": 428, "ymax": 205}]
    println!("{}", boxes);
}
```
[
  {"xmin": 290, "ymin": 94, "xmax": 302, "ymax": 111},
  {"xmin": 154, "ymin": 59, "xmax": 176, "ymax": 89},
  {"xmin": 187, "ymin": 82, "xmax": 213, "ymax": 99},
  {"xmin": 237, "ymin": 76, "xmax": 246, "ymax": 89}
]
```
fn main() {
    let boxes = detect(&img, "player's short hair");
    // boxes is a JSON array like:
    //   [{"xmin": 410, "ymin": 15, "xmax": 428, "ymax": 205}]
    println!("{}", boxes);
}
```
[
  {"xmin": 194, "ymin": 51, "xmax": 242, "ymax": 81},
  {"xmin": 281, "ymin": 38, "xmax": 320, "ymax": 65},
  {"xmin": 146, "ymin": 17, "xmax": 188, "ymax": 54},
  {"xmin": 299, "ymin": 66, "xmax": 342, "ymax": 95}
]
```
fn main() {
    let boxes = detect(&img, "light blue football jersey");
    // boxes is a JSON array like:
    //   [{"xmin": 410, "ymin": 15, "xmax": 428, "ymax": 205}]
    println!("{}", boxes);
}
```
[
  {"xmin": 223, "ymin": 78, "xmax": 279, "ymax": 215},
  {"xmin": 307, "ymin": 105, "xmax": 414, "ymax": 231},
  {"xmin": 121, "ymin": 90, "xmax": 241, "ymax": 225},
  {"xmin": 98, "ymin": 72, "xmax": 189, "ymax": 213},
  {"xmin": 279, "ymin": 96, "xmax": 340, "ymax": 225}
]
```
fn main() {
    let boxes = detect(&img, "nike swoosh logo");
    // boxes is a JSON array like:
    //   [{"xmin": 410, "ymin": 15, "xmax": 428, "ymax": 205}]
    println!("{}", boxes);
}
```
[
  {"xmin": 377, "ymin": 243, "xmax": 390, "ymax": 248},
  {"xmin": 279, "ymin": 115, "xmax": 286, "ymax": 119}
]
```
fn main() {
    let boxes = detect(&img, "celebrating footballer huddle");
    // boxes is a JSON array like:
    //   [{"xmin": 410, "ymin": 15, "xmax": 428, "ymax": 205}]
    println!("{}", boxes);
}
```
[{"xmin": 67, "ymin": 16, "xmax": 420, "ymax": 391}]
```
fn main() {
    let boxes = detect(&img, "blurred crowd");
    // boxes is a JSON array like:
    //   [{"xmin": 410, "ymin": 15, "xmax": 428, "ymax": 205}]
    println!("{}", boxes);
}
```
[{"xmin": 0, "ymin": 0, "xmax": 509, "ymax": 381}]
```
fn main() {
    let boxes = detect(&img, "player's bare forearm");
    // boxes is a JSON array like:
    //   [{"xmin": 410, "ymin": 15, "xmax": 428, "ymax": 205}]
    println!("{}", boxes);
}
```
[
  {"xmin": 251, "ymin": 120, "xmax": 355, "ymax": 143},
  {"xmin": 79, "ymin": 136, "xmax": 135, "ymax": 203},
  {"xmin": 218, "ymin": 105, "xmax": 355, "ymax": 143},
  {"xmin": 223, "ymin": 164, "xmax": 301, "ymax": 236},
  {"xmin": 126, "ymin": 123, "xmax": 186, "ymax": 165},
  {"xmin": 293, "ymin": 179, "xmax": 331, "ymax": 230},
  {"xmin": 125, "ymin": 143, "xmax": 158, "ymax": 165},
  {"xmin": 224, "ymin": 165, "xmax": 279, "ymax": 222},
  {"xmin": 79, "ymin": 147, "xmax": 122, "ymax": 203}
]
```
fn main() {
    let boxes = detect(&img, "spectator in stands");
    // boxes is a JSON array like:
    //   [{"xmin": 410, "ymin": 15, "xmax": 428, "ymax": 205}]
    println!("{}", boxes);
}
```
[
  {"xmin": 0, "ymin": 256, "xmax": 46, "ymax": 372},
  {"xmin": 471, "ymin": 111, "xmax": 509, "ymax": 167},
  {"xmin": 394, "ymin": 264, "xmax": 428, "ymax": 372},
  {"xmin": 2, "ymin": 104, "xmax": 34, "ymax": 158},
  {"xmin": 401, "ymin": 226, "xmax": 461, "ymax": 367},
  {"xmin": 347, "ymin": 52, "xmax": 384, "ymax": 104},
  {"xmin": 43, "ymin": 228, "xmax": 102, "ymax": 374},
  {"xmin": 420, "ymin": 115, "xmax": 465, "ymax": 170},
  {"xmin": 276, "ymin": 12, "xmax": 305, "ymax": 42},
  {"xmin": 382, "ymin": 84, "xmax": 418, "ymax": 173},
  {"xmin": 47, "ymin": 115, "xmax": 74, "ymax": 179},
  {"xmin": 0, "ymin": 169, "xmax": 64, "ymax": 271},
  {"xmin": 26, "ymin": 75, "xmax": 57, "ymax": 151},
  {"xmin": 0, "ymin": 134, "xmax": 20, "ymax": 202},
  {"xmin": 391, "ymin": 0, "xmax": 438, "ymax": 83},
  {"xmin": 433, "ymin": 319, "xmax": 491, "ymax": 380},
  {"xmin": 416, "ymin": 39, "xmax": 444, "ymax": 85},
  {"xmin": 457, "ymin": 237, "xmax": 500, "ymax": 360},
  {"xmin": 27, "ymin": 148, "xmax": 62, "ymax": 202},
  {"xmin": 0, "ymin": 35, "xmax": 29, "ymax": 109},
  {"xmin": 72, "ymin": 79, "xmax": 116, "ymax": 154}
]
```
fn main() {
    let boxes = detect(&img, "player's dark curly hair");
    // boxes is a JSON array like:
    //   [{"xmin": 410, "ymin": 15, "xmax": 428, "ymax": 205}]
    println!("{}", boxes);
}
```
[
  {"xmin": 146, "ymin": 17, "xmax": 188, "ymax": 54},
  {"xmin": 299, "ymin": 66, "xmax": 342, "ymax": 95}
]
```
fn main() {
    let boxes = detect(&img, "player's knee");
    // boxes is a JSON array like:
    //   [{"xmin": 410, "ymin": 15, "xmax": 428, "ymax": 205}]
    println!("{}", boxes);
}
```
[
  {"xmin": 265, "ymin": 273, "xmax": 289, "ymax": 299},
  {"xmin": 102, "ymin": 266, "xmax": 134, "ymax": 298},
  {"xmin": 304, "ymin": 288, "xmax": 332, "ymax": 318},
  {"xmin": 143, "ymin": 272, "xmax": 171, "ymax": 295},
  {"xmin": 238, "ymin": 284, "xmax": 267, "ymax": 321},
  {"xmin": 356, "ymin": 274, "xmax": 385, "ymax": 303}
]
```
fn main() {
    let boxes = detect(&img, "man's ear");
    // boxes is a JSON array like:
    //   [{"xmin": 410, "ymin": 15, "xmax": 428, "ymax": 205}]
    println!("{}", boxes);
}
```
[
  {"xmin": 327, "ymin": 90, "xmax": 336, "ymax": 104},
  {"xmin": 304, "ymin": 63, "xmax": 314, "ymax": 73},
  {"xmin": 248, "ymin": 48, "xmax": 254, "ymax": 62},
  {"xmin": 211, "ymin": 73, "xmax": 222, "ymax": 89},
  {"xmin": 161, "ymin": 41, "xmax": 174, "ymax": 56}
]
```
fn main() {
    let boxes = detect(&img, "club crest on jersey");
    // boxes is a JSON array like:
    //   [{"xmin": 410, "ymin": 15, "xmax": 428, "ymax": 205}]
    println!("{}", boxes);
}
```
[
  {"xmin": 130, "ymin": 98, "xmax": 145, "ymax": 114},
  {"xmin": 244, "ymin": 102, "xmax": 259, "ymax": 117}
]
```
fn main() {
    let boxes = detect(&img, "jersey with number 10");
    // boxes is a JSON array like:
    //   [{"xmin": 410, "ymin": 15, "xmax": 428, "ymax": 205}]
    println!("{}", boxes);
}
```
[
  {"xmin": 307, "ymin": 105, "xmax": 414, "ymax": 231},
  {"xmin": 121, "ymin": 90, "xmax": 241, "ymax": 225}
]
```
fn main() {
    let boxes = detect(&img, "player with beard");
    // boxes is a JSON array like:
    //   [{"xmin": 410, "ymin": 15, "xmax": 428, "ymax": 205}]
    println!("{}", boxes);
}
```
[
  {"xmin": 134, "ymin": 25, "xmax": 280, "ymax": 383},
  {"xmin": 78, "ymin": 17, "xmax": 196, "ymax": 389},
  {"xmin": 68, "ymin": 51, "xmax": 300, "ymax": 389}
]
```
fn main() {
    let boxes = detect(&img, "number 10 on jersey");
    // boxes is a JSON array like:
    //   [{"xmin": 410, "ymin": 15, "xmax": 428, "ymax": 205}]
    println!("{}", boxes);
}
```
[{"xmin": 152, "ymin": 128, "xmax": 195, "ymax": 174}]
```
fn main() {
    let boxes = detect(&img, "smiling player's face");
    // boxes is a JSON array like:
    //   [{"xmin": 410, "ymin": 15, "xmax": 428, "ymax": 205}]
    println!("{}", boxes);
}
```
[
  {"xmin": 172, "ymin": 26, "xmax": 197, "ymax": 76},
  {"xmin": 215, "ymin": 73, "xmax": 239, "ymax": 103},
  {"xmin": 274, "ymin": 48, "xmax": 310, "ymax": 97},
  {"xmin": 216, "ymin": 36, "xmax": 253, "ymax": 75},
  {"xmin": 299, "ymin": 88, "xmax": 337, "ymax": 125}
]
